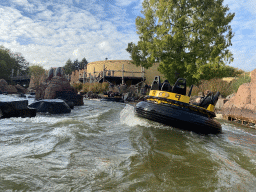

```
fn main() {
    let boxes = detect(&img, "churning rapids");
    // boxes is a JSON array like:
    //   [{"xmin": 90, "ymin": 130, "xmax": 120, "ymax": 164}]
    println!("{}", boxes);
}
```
[{"xmin": 0, "ymin": 96, "xmax": 256, "ymax": 191}]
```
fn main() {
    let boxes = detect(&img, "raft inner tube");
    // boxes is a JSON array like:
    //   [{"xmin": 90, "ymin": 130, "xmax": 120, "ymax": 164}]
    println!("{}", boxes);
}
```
[{"xmin": 135, "ymin": 101, "xmax": 222, "ymax": 134}]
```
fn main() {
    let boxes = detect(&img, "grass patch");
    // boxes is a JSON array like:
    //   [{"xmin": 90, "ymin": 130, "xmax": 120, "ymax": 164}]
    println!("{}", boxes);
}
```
[
  {"xmin": 230, "ymin": 73, "xmax": 251, "ymax": 93},
  {"xmin": 72, "ymin": 82, "xmax": 83, "ymax": 92},
  {"xmin": 82, "ymin": 82, "xmax": 109, "ymax": 93},
  {"xmin": 187, "ymin": 73, "xmax": 251, "ymax": 98},
  {"xmin": 187, "ymin": 78, "xmax": 233, "ymax": 97}
]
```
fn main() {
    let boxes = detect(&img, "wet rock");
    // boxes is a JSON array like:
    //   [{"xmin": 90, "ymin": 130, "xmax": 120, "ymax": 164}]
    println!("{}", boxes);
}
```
[
  {"xmin": 56, "ymin": 91, "xmax": 84, "ymax": 106},
  {"xmin": 0, "ymin": 99, "xmax": 36, "ymax": 118},
  {"xmin": 86, "ymin": 91, "xmax": 100, "ymax": 99},
  {"xmin": 28, "ymin": 99, "xmax": 71, "ymax": 114},
  {"xmin": 0, "ymin": 79, "xmax": 18, "ymax": 94},
  {"xmin": 6, "ymin": 85, "xmax": 18, "ymax": 94},
  {"xmin": 15, "ymin": 84, "xmax": 27, "ymax": 94}
]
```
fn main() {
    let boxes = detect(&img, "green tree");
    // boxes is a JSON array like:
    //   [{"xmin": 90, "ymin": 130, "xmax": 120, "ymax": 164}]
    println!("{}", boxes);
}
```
[
  {"xmin": 29, "ymin": 64, "xmax": 45, "ymax": 87},
  {"xmin": 198, "ymin": 64, "xmax": 244, "ymax": 81},
  {"xmin": 63, "ymin": 58, "xmax": 88, "ymax": 74},
  {"xmin": 79, "ymin": 57, "xmax": 88, "ymax": 70},
  {"xmin": 0, "ymin": 46, "xmax": 30, "ymax": 80},
  {"xmin": 0, "ymin": 46, "xmax": 19, "ymax": 80},
  {"xmin": 73, "ymin": 59, "xmax": 79, "ymax": 70},
  {"xmin": 29, "ymin": 64, "xmax": 45, "ymax": 99},
  {"xmin": 126, "ymin": 0, "xmax": 235, "ymax": 86},
  {"xmin": 63, "ymin": 59, "xmax": 75, "ymax": 75},
  {"xmin": 11, "ymin": 52, "xmax": 30, "ymax": 76}
]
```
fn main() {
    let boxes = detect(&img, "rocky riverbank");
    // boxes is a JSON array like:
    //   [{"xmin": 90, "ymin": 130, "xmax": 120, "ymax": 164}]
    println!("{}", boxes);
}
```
[{"xmin": 0, "ymin": 79, "xmax": 27, "ymax": 94}]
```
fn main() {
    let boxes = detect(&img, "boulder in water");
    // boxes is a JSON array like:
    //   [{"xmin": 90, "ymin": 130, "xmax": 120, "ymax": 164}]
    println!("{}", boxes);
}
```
[
  {"xmin": 28, "ymin": 99, "xmax": 71, "ymax": 114},
  {"xmin": 0, "ymin": 99, "xmax": 36, "ymax": 119}
]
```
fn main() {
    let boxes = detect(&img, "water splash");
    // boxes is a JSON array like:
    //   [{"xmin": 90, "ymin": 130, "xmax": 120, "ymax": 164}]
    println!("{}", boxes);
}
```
[{"xmin": 119, "ymin": 104, "xmax": 149, "ymax": 127}]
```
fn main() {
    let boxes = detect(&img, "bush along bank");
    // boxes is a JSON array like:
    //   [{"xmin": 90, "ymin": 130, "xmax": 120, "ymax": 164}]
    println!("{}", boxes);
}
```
[{"xmin": 73, "ymin": 82, "xmax": 150, "ymax": 102}]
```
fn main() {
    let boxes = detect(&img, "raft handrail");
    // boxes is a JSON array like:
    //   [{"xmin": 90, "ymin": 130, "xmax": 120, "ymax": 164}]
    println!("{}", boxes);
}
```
[{"xmin": 145, "ymin": 95, "xmax": 216, "ymax": 118}]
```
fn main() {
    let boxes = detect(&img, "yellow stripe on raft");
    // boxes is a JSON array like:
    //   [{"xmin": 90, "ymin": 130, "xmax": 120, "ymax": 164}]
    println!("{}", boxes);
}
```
[
  {"xmin": 206, "ymin": 104, "xmax": 215, "ymax": 112},
  {"xmin": 148, "ymin": 90, "xmax": 216, "ymax": 113},
  {"xmin": 149, "ymin": 90, "xmax": 190, "ymax": 104}
]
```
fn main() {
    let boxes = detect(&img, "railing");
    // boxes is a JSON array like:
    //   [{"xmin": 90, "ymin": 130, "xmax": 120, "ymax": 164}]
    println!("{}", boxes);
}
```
[
  {"xmin": 78, "ymin": 64, "xmax": 145, "ymax": 83},
  {"xmin": 10, "ymin": 75, "xmax": 30, "ymax": 81}
]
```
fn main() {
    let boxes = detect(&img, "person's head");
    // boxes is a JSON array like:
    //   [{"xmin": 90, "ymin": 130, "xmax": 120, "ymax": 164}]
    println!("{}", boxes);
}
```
[{"xmin": 204, "ymin": 90, "xmax": 211, "ymax": 96}]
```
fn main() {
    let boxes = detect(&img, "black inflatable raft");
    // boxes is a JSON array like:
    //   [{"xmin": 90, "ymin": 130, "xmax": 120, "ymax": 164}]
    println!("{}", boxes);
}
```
[{"xmin": 135, "ymin": 77, "xmax": 222, "ymax": 134}]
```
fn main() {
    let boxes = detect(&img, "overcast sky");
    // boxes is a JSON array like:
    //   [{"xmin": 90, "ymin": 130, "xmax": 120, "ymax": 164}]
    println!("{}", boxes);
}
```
[{"xmin": 0, "ymin": 0, "xmax": 255, "ymax": 71}]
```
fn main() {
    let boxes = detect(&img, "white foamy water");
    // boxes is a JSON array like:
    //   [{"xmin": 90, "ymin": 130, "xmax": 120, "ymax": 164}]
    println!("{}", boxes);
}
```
[{"xmin": 119, "ymin": 104, "xmax": 150, "ymax": 127}]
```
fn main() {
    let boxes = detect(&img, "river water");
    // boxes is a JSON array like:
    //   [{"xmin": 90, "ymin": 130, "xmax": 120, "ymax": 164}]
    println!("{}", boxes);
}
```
[{"xmin": 0, "ymin": 96, "xmax": 256, "ymax": 191}]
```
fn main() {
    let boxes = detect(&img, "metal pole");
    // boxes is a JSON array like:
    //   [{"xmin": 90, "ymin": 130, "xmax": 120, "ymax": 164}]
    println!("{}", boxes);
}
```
[
  {"xmin": 122, "ymin": 64, "xmax": 124, "ymax": 84},
  {"xmin": 103, "ymin": 64, "xmax": 105, "ymax": 82}
]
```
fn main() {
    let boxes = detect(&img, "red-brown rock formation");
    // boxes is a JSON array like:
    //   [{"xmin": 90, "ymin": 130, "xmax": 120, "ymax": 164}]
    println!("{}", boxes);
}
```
[
  {"xmin": 0, "ymin": 79, "xmax": 8, "ymax": 92},
  {"xmin": 5, "ymin": 85, "xmax": 18, "ymax": 94},
  {"xmin": 28, "ymin": 73, "xmax": 47, "ymax": 91},
  {"xmin": 44, "ymin": 76, "xmax": 74, "ymax": 99},
  {"xmin": 222, "ymin": 69, "xmax": 256, "ymax": 123},
  {"xmin": 15, "ymin": 84, "xmax": 27, "ymax": 94},
  {"xmin": 0, "ymin": 79, "xmax": 18, "ymax": 94}
]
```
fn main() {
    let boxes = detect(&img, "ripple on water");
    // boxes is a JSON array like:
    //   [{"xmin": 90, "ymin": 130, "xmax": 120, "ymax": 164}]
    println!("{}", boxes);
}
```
[
  {"xmin": 11, "ymin": 115, "xmax": 70, "ymax": 125},
  {"xmin": 1, "ymin": 100, "xmax": 256, "ymax": 191}
]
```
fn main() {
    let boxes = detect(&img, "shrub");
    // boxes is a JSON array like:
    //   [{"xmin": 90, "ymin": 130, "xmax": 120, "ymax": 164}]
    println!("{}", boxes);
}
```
[
  {"xmin": 82, "ymin": 82, "xmax": 109, "ymax": 93},
  {"xmin": 102, "ymin": 82, "xmax": 109, "ymax": 92},
  {"xmin": 72, "ymin": 82, "xmax": 83, "ymax": 92},
  {"xmin": 82, "ymin": 83, "xmax": 90, "ymax": 93},
  {"xmin": 90, "ymin": 82, "xmax": 102, "ymax": 93},
  {"xmin": 230, "ymin": 73, "xmax": 251, "ymax": 93},
  {"xmin": 187, "ymin": 78, "xmax": 233, "ymax": 98}
]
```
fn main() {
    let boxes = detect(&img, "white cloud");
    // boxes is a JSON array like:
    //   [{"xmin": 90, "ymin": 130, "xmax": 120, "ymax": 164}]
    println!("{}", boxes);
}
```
[
  {"xmin": 1, "ymin": 0, "xmax": 255, "ymax": 72},
  {"xmin": 11, "ymin": 0, "xmax": 30, "ymax": 6},
  {"xmin": 115, "ymin": 0, "xmax": 137, "ymax": 6},
  {"xmin": 0, "ymin": 0, "xmax": 140, "ymax": 69}
]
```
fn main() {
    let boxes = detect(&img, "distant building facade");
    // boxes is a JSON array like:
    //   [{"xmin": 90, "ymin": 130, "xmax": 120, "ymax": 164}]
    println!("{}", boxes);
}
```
[{"xmin": 69, "ymin": 60, "xmax": 164, "ymax": 85}]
